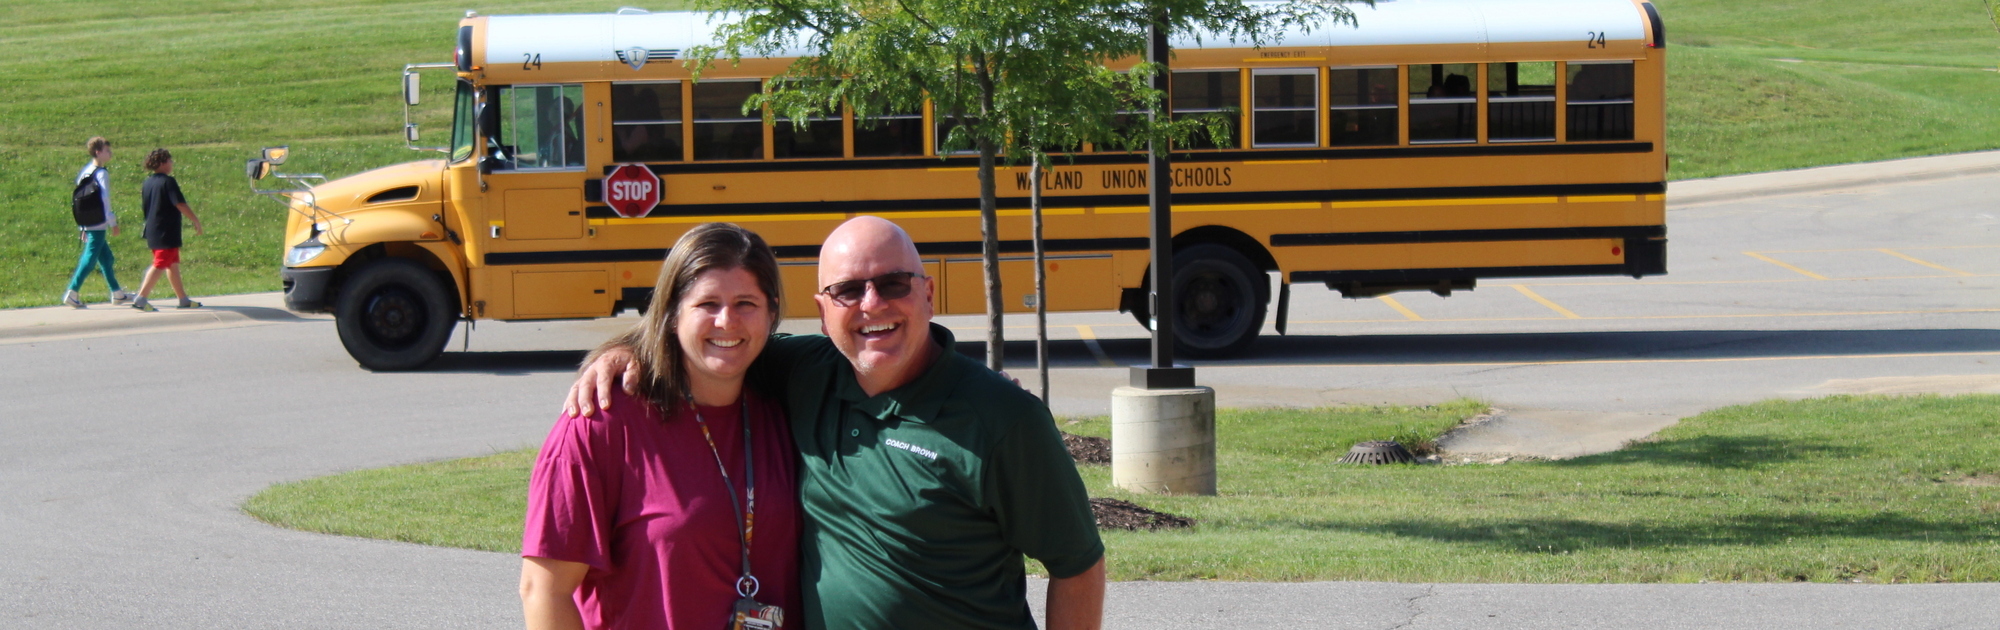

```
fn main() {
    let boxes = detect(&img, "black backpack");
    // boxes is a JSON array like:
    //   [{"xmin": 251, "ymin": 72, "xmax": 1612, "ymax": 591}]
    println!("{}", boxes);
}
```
[{"xmin": 72, "ymin": 168, "xmax": 106, "ymax": 227}]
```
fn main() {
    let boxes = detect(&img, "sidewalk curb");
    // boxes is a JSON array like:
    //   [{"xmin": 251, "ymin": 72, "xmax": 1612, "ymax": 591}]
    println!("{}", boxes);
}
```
[
  {"xmin": 0, "ymin": 309, "xmax": 253, "ymax": 341},
  {"xmin": 0, "ymin": 292, "xmax": 312, "ymax": 343},
  {"xmin": 1669, "ymin": 150, "xmax": 2000, "ymax": 207}
]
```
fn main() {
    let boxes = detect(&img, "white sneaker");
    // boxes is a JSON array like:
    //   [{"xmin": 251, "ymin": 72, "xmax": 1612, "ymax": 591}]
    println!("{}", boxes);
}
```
[
  {"xmin": 62, "ymin": 291, "xmax": 86, "ymax": 309},
  {"xmin": 110, "ymin": 289, "xmax": 134, "ymax": 305}
]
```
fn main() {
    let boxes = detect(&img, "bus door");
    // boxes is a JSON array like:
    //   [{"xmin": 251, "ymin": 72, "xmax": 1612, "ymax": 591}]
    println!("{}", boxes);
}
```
[{"xmin": 482, "ymin": 83, "xmax": 606, "ymax": 318}]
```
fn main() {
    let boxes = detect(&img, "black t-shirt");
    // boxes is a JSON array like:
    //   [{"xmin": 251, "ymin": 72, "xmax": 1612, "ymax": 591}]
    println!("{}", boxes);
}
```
[{"xmin": 140, "ymin": 173, "xmax": 187, "ymax": 250}]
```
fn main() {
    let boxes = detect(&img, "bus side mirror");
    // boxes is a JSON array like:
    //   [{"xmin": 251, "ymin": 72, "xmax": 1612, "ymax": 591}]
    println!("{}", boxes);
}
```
[
  {"xmin": 246, "ymin": 158, "xmax": 272, "ymax": 181},
  {"xmin": 478, "ymin": 100, "xmax": 500, "ymax": 141},
  {"xmin": 404, "ymin": 73, "xmax": 421, "ymax": 106},
  {"xmin": 262, "ymin": 146, "xmax": 289, "ymax": 165},
  {"xmin": 406, "ymin": 123, "xmax": 420, "ymax": 143}
]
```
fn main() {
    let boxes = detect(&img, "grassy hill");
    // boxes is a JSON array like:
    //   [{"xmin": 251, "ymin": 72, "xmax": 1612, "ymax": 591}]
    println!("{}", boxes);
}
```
[
  {"xmin": 0, "ymin": 0, "xmax": 646, "ymax": 309},
  {"xmin": 3, "ymin": 0, "xmax": 1996, "ymax": 308},
  {"xmin": 1660, "ymin": 0, "xmax": 2000, "ymax": 177}
]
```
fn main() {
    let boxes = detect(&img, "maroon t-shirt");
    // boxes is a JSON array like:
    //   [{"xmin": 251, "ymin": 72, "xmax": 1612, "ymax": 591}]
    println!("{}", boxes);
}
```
[{"xmin": 524, "ymin": 389, "xmax": 801, "ymax": 630}]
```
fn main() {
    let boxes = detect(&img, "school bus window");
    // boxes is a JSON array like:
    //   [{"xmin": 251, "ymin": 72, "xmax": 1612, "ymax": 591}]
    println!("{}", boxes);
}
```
[
  {"xmin": 1486, "ymin": 62, "xmax": 1556, "ymax": 142},
  {"xmin": 1408, "ymin": 63, "xmax": 1477, "ymax": 144},
  {"xmin": 692, "ymin": 80, "xmax": 764, "ymax": 160},
  {"xmin": 853, "ymin": 108, "xmax": 923, "ymax": 157},
  {"xmin": 1567, "ymin": 61, "xmax": 1635, "ymax": 141},
  {"xmin": 936, "ymin": 115, "xmax": 980, "ymax": 156},
  {"xmin": 494, "ymin": 85, "xmax": 585, "ymax": 170},
  {"xmin": 450, "ymin": 80, "xmax": 477, "ymax": 163},
  {"xmin": 1251, "ymin": 68, "xmax": 1317, "ymax": 148},
  {"xmin": 1170, "ymin": 69, "xmax": 1240, "ymax": 150},
  {"xmin": 766, "ymin": 80, "xmax": 843, "ymax": 159},
  {"xmin": 1086, "ymin": 73, "xmax": 1143, "ymax": 153},
  {"xmin": 612, "ymin": 82, "xmax": 684, "ymax": 162},
  {"xmin": 774, "ymin": 112, "xmax": 843, "ymax": 159},
  {"xmin": 1326, "ymin": 66, "xmax": 1397, "ymax": 147},
  {"xmin": 1084, "ymin": 110, "xmax": 1137, "ymax": 153}
]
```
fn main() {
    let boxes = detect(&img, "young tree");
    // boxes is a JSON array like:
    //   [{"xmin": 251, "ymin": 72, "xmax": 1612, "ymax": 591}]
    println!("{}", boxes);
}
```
[{"xmin": 691, "ymin": 0, "xmax": 1363, "ymax": 371}]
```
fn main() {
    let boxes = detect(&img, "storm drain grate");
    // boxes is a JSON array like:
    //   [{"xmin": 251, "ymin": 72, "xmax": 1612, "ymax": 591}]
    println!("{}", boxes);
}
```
[{"xmin": 1337, "ymin": 440, "xmax": 1416, "ymax": 465}]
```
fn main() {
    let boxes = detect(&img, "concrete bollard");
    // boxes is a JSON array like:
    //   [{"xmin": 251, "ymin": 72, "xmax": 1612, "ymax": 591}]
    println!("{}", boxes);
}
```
[{"xmin": 1110, "ymin": 385, "xmax": 1216, "ymax": 495}]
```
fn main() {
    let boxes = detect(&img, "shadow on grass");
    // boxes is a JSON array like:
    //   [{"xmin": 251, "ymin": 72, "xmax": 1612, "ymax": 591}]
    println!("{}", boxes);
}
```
[
  {"xmin": 1550, "ymin": 435, "xmax": 1862, "ymax": 470},
  {"xmin": 1305, "ymin": 512, "xmax": 2000, "ymax": 551},
  {"xmin": 422, "ymin": 350, "xmax": 587, "ymax": 374}
]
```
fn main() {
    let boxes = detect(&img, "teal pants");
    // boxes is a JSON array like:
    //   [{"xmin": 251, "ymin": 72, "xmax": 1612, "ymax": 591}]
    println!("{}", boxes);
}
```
[{"xmin": 66, "ymin": 229, "xmax": 122, "ymax": 293}]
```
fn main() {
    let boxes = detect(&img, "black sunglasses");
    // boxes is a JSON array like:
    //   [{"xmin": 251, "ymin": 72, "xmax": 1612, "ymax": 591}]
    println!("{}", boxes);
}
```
[{"xmin": 819, "ymin": 271, "xmax": 924, "ymax": 307}]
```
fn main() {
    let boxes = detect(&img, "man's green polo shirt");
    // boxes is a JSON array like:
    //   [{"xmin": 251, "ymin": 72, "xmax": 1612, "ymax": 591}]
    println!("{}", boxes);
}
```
[{"xmin": 750, "ymin": 323, "xmax": 1103, "ymax": 630}]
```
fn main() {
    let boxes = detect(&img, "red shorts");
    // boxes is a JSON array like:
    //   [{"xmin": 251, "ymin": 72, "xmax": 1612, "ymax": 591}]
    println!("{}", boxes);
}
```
[{"xmin": 151, "ymin": 248, "xmax": 180, "ymax": 268}]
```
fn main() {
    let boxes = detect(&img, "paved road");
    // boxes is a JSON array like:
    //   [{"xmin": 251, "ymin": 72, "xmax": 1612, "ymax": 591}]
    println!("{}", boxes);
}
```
[{"xmin": 3, "ymin": 153, "xmax": 1997, "ymax": 628}]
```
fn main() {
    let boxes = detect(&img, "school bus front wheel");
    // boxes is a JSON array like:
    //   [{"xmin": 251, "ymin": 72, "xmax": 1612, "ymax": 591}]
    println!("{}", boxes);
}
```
[{"xmin": 334, "ymin": 258, "xmax": 457, "ymax": 371}]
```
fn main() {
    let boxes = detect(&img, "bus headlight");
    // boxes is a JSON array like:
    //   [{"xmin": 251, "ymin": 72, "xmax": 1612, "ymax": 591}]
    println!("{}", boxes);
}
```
[{"xmin": 286, "ymin": 238, "xmax": 326, "ymax": 266}]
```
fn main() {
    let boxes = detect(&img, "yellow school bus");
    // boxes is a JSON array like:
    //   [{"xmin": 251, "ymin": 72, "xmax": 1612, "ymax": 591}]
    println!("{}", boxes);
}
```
[{"xmin": 251, "ymin": 0, "xmax": 1668, "ymax": 370}]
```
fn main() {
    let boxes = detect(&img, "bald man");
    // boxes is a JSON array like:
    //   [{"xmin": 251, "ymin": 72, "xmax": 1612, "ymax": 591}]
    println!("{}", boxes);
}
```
[{"xmin": 567, "ymin": 217, "xmax": 1106, "ymax": 630}]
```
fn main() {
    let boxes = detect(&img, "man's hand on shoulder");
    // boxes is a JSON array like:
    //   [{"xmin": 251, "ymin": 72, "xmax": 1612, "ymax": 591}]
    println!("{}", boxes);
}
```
[
  {"xmin": 563, "ymin": 345, "xmax": 640, "ymax": 418},
  {"xmin": 995, "ymin": 370, "xmax": 1024, "ymax": 390}
]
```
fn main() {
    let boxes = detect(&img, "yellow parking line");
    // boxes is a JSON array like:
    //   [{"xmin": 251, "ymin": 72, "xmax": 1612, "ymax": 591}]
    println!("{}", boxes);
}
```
[
  {"xmin": 1378, "ymin": 295, "xmax": 1424, "ymax": 321},
  {"xmin": 1074, "ymin": 325, "xmax": 1117, "ymax": 367},
  {"xmin": 1744, "ymin": 247, "xmax": 1992, "ymax": 256},
  {"xmin": 1877, "ymin": 249, "xmax": 1973, "ymax": 276},
  {"xmin": 1509, "ymin": 284, "xmax": 1582, "ymax": 319},
  {"xmin": 1743, "ymin": 251, "xmax": 1828, "ymax": 280}
]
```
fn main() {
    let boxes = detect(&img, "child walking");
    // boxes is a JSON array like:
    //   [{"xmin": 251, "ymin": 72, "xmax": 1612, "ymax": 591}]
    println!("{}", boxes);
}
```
[
  {"xmin": 63, "ymin": 137, "xmax": 134, "ymax": 308},
  {"xmin": 131, "ymin": 148, "xmax": 204, "ymax": 311}
]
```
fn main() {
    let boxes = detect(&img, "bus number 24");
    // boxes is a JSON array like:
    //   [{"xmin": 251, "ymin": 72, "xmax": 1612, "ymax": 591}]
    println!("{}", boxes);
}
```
[
  {"xmin": 1585, "ymin": 32, "xmax": 1607, "ymax": 48},
  {"xmin": 522, "ymin": 53, "xmax": 542, "ymax": 70}
]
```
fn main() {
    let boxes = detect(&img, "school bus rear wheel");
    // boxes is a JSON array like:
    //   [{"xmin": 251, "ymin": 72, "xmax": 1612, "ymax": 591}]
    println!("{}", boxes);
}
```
[
  {"xmin": 1170, "ymin": 244, "xmax": 1268, "ymax": 358},
  {"xmin": 334, "ymin": 258, "xmax": 455, "ymax": 371}
]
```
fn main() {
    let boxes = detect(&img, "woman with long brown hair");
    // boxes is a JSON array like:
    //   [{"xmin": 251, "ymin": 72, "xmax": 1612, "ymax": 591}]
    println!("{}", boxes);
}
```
[{"xmin": 521, "ymin": 223, "xmax": 800, "ymax": 630}]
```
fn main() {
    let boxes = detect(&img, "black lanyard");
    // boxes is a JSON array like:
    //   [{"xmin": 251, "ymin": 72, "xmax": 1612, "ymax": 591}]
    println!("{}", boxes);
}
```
[{"xmin": 688, "ymin": 395, "xmax": 759, "ymax": 598}]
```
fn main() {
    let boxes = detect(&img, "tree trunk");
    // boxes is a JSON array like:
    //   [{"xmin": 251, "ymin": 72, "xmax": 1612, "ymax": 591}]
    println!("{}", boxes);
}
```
[
  {"xmin": 1031, "ymin": 153, "xmax": 1048, "ymax": 403},
  {"xmin": 978, "ymin": 139, "xmax": 1004, "ymax": 371}
]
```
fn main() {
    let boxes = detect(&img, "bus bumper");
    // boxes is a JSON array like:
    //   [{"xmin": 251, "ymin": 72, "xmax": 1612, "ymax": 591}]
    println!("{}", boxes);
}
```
[
  {"xmin": 282, "ymin": 266, "xmax": 336, "ymax": 313},
  {"xmin": 1625, "ymin": 237, "xmax": 1667, "ymax": 277}
]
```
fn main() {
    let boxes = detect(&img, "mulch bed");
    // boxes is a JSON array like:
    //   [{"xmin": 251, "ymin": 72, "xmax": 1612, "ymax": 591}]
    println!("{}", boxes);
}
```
[
  {"xmin": 1062, "ymin": 432, "xmax": 1110, "ymax": 465},
  {"xmin": 1091, "ymin": 498, "xmax": 1195, "ymax": 531},
  {"xmin": 1057, "ymin": 433, "xmax": 1193, "ymax": 530}
]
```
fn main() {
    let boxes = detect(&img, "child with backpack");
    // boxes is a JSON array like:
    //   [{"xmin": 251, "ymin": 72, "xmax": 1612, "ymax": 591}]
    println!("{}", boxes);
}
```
[
  {"xmin": 130, "ymin": 148, "xmax": 204, "ymax": 311},
  {"xmin": 64, "ymin": 136, "xmax": 133, "ymax": 309}
]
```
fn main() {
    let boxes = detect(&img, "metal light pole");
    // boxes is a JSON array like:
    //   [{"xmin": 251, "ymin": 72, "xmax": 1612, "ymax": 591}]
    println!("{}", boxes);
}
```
[
  {"xmin": 1135, "ymin": 10, "xmax": 1193, "ymax": 390},
  {"xmin": 1111, "ymin": 12, "xmax": 1215, "ymax": 496}
]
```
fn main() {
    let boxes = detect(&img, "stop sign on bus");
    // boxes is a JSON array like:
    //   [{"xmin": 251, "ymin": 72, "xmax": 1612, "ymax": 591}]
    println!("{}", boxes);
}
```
[{"xmin": 604, "ymin": 163, "xmax": 661, "ymax": 218}]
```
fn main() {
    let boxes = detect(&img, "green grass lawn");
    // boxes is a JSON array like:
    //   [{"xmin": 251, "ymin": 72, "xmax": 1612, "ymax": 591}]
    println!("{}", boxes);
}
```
[
  {"xmin": 245, "ymin": 395, "xmax": 2000, "ymax": 583},
  {"xmin": 0, "ymin": 0, "xmax": 656, "ymax": 309},
  {"xmin": 5, "ymin": 0, "xmax": 1997, "ymax": 307},
  {"xmin": 1659, "ymin": 0, "xmax": 2000, "ymax": 178}
]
